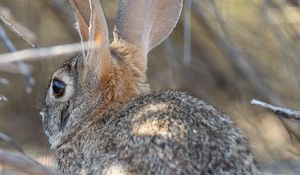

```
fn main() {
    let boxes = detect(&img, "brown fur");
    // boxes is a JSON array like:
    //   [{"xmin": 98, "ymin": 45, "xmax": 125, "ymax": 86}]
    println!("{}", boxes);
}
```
[{"xmin": 98, "ymin": 41, "xmax": 150, "ymax": 110}]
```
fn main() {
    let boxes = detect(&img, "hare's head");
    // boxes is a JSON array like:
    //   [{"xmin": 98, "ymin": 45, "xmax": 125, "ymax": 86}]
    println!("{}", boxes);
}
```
[{"xmin": 41, "ymin": 0, "xmax": 183, "ymax": 148}]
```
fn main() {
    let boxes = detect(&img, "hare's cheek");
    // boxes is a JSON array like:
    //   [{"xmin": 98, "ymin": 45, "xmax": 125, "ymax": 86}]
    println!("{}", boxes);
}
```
[
  {"xmin": 41, "ymin": 112, "xmax": 52, "ymax": 137},
  {"xmin": 42, "ymin": 108, "xmax": 62, "ymax": 135}
]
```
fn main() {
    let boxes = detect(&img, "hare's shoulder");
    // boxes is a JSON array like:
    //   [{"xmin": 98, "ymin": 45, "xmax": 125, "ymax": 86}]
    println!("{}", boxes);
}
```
[
  {"xmin": 105, "ymin": 91, "xmax": 245, "ymax": 147},
  {"xmin": 84, "ymin": 91, "xmax": 258, "ymax": 175},
  {"xmin": 123, "ymin": 91, "xmax": 237, "ymax": 131},
  {"xmin": 90, "ymin": 90, "xmax": 242, "ymax": 143}
]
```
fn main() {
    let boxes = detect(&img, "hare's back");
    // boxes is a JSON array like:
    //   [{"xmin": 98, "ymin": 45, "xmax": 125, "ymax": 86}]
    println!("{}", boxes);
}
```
[{"xmin": 86, "ymin": 91, "xmax": 259, "ymax": 175}]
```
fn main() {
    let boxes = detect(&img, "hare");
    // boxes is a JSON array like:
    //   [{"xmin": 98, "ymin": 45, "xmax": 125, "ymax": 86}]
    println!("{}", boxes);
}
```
[{"xmin": 41, "ymin": 0, "xmax": 261, "ymax": 174}]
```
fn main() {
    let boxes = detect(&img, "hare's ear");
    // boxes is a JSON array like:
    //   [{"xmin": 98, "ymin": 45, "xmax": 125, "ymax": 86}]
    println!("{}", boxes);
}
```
[
  {"xmin": 69, "ymin": 0, "xmax": 110, "ymax": 87},
  {"xmin": 114, "ymin": 0, "xmax": 183, "ymax": 56}
]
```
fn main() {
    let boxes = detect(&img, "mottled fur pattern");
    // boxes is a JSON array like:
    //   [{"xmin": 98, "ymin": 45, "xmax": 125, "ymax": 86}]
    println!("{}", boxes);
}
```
[
  {"xmin": 43, "ymin": 68, "xmax": 260, "ymax": 174},
  {"xmin": 41, "ymin": 0, "xmax": 261, "ymax": 174}
]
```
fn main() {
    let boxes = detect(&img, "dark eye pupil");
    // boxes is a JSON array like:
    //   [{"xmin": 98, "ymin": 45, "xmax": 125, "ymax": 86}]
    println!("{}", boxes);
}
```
[{"xmin": 52, "ymin": 79, "xmax": 66, "ymax": 98}]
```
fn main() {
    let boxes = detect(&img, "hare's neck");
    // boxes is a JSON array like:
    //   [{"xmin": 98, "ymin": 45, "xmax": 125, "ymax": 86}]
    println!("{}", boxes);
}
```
[{"xmin": 99, "ymin": 41, "xmax": 150, "ymax": 108}]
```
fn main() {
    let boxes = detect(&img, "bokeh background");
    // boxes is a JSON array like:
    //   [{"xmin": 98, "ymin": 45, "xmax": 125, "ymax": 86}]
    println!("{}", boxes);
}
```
[{"xmin": 1, "ymin": 0, "xmax": 300, "ymax": 174}]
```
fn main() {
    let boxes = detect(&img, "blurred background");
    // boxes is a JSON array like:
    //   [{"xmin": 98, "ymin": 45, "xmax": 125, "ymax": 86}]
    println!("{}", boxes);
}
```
[{"xmin": 1, "ymin": 0, "xmax": 300, "ymax": 174}]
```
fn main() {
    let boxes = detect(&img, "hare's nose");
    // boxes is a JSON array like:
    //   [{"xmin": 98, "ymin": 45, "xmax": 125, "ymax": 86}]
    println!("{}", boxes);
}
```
[{"xmin": 40, "ymin": 111, "xmax": 45, "ymax": 120}]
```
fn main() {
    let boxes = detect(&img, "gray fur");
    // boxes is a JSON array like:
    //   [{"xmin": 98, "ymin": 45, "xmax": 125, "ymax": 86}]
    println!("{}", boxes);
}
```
[{"xmin": 42, "ymin": 63, "xmax": 260, "ymax": 174}]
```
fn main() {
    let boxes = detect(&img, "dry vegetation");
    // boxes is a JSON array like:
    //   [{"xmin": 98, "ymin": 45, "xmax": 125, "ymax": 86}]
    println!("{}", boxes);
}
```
[{"xmin": 1, "ymin": 0, "xmax": 300, "ymax": 174}]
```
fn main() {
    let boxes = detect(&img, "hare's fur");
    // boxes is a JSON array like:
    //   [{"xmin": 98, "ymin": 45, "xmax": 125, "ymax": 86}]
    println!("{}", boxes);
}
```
[
  {"xmin": 52, "ymin": 79, "xmax": 259, "ymax": 174},
  {"xmin": 41, "ymin": 0, "xmax": 261, "ymax": 174}
]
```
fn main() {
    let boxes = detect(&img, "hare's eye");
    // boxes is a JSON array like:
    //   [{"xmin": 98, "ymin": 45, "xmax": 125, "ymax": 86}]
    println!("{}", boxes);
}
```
[{"xmin": 52, "ymin": 79, "xmax": 66, "ymax": 98}]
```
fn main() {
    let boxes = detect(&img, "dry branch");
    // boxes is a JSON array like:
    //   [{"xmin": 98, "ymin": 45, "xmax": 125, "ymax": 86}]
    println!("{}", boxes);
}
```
[
  {"xmin": 0, "ymin": 64, "xmax": 32, "ymax": 74},
  {"xmin": 0, "ymin": 95, "xmax": 7, "ymax": 101},
  {"xmin": 183, "ymin": 0, "xmax": 192, "ymax": 65},
  {"xmin": 0, "ymin": 148, "xmax": 62, "ymax": 175},
  {"xmin": 0, "ymin": 5, "xmax": 36, "ymax": 47},
  {"xmin": 251, "ymin": 99, "xmax": 300, "ymax": 120},
  {"xmin": 0, "ymin": 132, "xmax": 43, "ymax": 165},
  {"xmin": 192, "ymin": 1, "xmax": 277, "ymax": 103},
  {"xmin": 0, "ymin": 42, "xmax": 94, "ymax": 64},
  {"xmin": 0, "ymin": 25, "xmax": 35, "ymax": 93},
  {"xmin": 0, "ymin": 132, "xmax": 23, "ymax": 154},
  {"xmin": 0, "ymin": 78, "xmax": 8, "ymax": 85}
]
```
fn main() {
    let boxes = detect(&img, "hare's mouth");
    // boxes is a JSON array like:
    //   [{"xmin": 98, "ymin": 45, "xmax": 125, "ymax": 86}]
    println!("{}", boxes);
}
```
[
  {"xmin": 59, "ymin": 101, "xmax": 70, "ymax": 131},
  {"xmin": 39, "ymin": 111, "xmax": 45, "ymax": 121}
]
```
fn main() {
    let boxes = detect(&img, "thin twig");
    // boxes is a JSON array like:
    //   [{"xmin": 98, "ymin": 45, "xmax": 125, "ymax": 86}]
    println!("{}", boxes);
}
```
[
  {"xmin": 0, "ymin": 132, "xmax": 41, "ymax": 165},
  {"xmin": 0, "ymin": 95, "xmax": 7, "ymax": 101},
  {"xmin": 0, "ymin": 132, "xmax": 25, "ymax": 154},
  {"xmin": 251, "ymin": 98, "xmax": 300, "ymax": 143},
  {"xmin": 0, "ymin": 78, "xmax": 8, "ymax": 85},
  {"xmin": 251, "ymin": 99, "xmax": 300, "ymax": 120},
  {"xmin": 183, "ymin": 0, "xmax": 192, "ymax": 65},
  {"xmin": 0, "ymin": 25, "xmax": 35, "ymax": 93},
  {"xmin": 0, "ymin": 42, "xmax": 94, "ymax": 64},
  {"xmin": 193, "ymin": 1, "xmax": 279, "ymax": 104},
  {"xmin": 0, "ymin": 148, "xmax": 62, "ymax": 175},
  {"xmin": 0, "ymin": 64, "xmax": 32, "ymax": 74},
  {"xmin": 46, "ymin": 0, "xmax": 77, "ymax": 38},
  {"xmin": 0, "ymin": 6, "xmax": 36, "ymax": 48}
]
